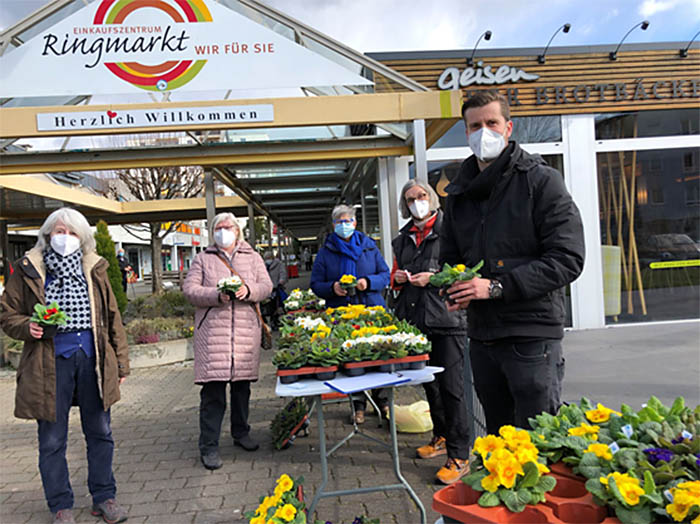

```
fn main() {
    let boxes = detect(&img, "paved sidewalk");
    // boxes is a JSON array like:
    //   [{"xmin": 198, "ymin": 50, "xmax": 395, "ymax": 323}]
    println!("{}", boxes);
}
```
[{"xmin": 1, "ymin": 291, "xmax": 697, "ymax": 523}]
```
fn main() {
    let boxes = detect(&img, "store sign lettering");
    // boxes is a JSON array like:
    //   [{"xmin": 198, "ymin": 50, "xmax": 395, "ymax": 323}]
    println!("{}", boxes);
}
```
[
  {"xmin": 463, "ymin": 78, "xmax": 700, "ymax": 107},
  {"xmin": 437, "ymin": 62, "xmax": 540, "ymax": 90}
]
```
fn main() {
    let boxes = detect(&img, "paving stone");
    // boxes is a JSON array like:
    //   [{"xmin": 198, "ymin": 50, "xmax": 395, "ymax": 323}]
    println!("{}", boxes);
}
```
[
  {"xmin": 127, "ymin": 501, "xmax": 179, "ymax": 517},
  {"xmin": 155, "ymin": 487, "xmax": 202, "ymax": 502},
  {"xmin": 174, "ymin": 496, "xmax": 223, "ymax": 513}
]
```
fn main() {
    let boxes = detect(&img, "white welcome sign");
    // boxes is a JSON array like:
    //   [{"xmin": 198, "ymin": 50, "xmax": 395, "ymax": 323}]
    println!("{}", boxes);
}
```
[{"xmin": 0, "ymin": 0, "xmax": 373, "ymax": 98}]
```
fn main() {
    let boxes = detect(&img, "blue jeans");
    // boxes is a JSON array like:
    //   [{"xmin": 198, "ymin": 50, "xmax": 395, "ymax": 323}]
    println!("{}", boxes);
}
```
[{"xmin": 38, "ymin": 351, "xmax": 116, "ymax": 513}]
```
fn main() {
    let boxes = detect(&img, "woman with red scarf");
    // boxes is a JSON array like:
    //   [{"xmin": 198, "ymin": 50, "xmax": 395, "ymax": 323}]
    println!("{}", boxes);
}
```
[{"xmin": 390, "ymin": 180, "xmax": 470, "ymax": 485}]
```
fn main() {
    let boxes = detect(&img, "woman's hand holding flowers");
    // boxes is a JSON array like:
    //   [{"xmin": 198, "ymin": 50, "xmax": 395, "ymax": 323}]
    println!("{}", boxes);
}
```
[
  {"xmin": 29, "ymin": 322, "xmax": 43, "ymax": 339},
  {"xmin": 333, "ymin": 281, "xmax": 348, "ymax": 296}
]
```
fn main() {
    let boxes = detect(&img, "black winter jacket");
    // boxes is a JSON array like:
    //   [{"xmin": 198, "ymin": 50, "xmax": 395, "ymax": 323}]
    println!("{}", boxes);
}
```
[
  {"xmin": 440, "ymin": 142, "xmax": 585, "ymax": 341},
  {"xmin": 391, "ymin": 211, "xmax": 467, "ymax": 335}
]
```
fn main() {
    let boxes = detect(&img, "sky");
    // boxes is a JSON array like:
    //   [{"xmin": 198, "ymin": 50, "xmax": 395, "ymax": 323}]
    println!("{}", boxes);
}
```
[{"xmin": 1, "ymin": 0, "xmax": 698, "ymax": 53}]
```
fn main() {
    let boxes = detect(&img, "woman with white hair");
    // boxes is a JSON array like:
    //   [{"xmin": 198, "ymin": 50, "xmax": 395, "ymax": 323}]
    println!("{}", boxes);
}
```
[
  {"xmin": 391, "ymin": 180, "xmax": 470, "ymax": 485},
  {"xmin": 0, "ymin": 207, "xmax": 129, "ymax": 524},
  {"xmin": 183, "ymin": 212, "xmax": 272, "ymax": 470}
]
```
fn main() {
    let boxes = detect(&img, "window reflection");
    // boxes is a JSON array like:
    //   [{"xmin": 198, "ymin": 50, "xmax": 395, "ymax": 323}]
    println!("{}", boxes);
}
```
[
  {"xmin": 597, "ymin": 148, "xmax": 700, "ymax": 324},
  {"xmin": 431, "ymin": 115, "xmax": 562, "ymax": 149},
  {"xmin": 595, "ymin": 109, "xmax": 700, "ymax": 139}
]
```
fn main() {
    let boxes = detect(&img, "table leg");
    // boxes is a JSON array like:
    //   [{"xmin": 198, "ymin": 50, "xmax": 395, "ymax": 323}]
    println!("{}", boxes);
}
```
[
  {"xmin": 388, "ymin": 388, "xmax": 427, "ymax": 524},
  {"xmin": 308, "ymin": 394, "xmax": 327, "ymax": 518}
]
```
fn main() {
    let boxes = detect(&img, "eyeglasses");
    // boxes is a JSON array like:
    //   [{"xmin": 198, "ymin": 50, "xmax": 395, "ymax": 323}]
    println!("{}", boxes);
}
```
[
  {"xmin": 214, "ymin": 225, "xmax": 236, "ymax": 232},
  {"xmin": 405, "ymin": 194, "xmax": 428, "ymax": 205},
  {"xmin": 334, "ymin": 219, "xmax": 354, "ymax": 225}
]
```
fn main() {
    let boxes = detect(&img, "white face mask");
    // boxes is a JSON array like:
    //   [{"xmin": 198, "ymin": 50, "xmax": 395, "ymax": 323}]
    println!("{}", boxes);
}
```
[
  {"xmin": 214, "ymin": 228, "xmax": 236, "ymax": 248},
  {"xmin": 468, "ymin": 127, "xmax": 506, "ymax": 162},
  {"xmin": 50, "ymin": 234, "xmax": 81, "ymax": 257},
  {"xmin": 409, "ymin": 199, "xmax": 431, "ymax": 220}
]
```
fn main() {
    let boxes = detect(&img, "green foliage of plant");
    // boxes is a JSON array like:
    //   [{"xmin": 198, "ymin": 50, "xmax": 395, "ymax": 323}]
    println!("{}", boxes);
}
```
[
  {"xmin": 269, "ymin": 398, "xmax": 309, "ymax": 451},
  {"xmin": 30, "ymin": 302, "xmax": 69, "ymax": 325},
  {"xmin": 429, "ymin": 260, "xmax": 483, "ymax": 288},
  {"xmin": 94, "ymin": 220, "xmax": 127, "ymax": 314},
  {"xmin": 125, "ymin": 317, "xmax": 193, "ymax": 345},
  {"xmin": 124, "ymin": 289, "xmax": 194, "ymax": 322}
]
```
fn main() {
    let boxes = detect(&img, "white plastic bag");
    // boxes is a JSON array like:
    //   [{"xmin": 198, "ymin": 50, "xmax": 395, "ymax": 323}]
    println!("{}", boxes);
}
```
[{"xmin": 393, "ymin": 400, "xmax": 433, "ymax": 433}]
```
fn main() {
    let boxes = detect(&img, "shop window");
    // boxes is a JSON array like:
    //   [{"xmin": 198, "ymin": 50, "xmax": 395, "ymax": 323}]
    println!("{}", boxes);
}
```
[
  {"xmin": 683, "ymin": 151, "xmax": 698, "ymax": 173},
  {"xmin": 597, "ymin": 148, "xmax": 700, "ymax": 325},
  {"xmin": 431, "ymin": 115, "xmax": 561, "ymax": 149},
  {"xmin": 649, "ymin": 157, "xmax": 662, "ymax": 173},
  {"xmin": 595, "ymin": 109, "xmax": 700, "ymax": 139}
]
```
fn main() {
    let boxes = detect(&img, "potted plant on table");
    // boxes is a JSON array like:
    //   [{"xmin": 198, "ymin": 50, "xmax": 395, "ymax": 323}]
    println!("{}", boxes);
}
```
[
  {"xmin": 272, "ymin": 347, "xmax": 309, "ymax": 384},
  {"xmin": 31, "ymin": 302, "xmax": 69, "ymax": 339},
  {"xmin": 307, "ymin": 340, "xmax": 341, "ymax": 380},
  {"xmin": 429, "ymin": 260, "xmax": 483, "ymax": 305}
]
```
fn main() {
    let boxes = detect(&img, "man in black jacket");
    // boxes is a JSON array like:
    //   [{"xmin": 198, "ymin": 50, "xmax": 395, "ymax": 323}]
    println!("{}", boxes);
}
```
[{"xmin": 441, "ymin": 91, "xmax": 585, "ymax": 434}]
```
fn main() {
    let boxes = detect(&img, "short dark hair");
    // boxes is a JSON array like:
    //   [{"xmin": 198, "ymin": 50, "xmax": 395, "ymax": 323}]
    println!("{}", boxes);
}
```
[{"xmin": 461, "ymin": 91, "xmax": 511, "ymax": 122}]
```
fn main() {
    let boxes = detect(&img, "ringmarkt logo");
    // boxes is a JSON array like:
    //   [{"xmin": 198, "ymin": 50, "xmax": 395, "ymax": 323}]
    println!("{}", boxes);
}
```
[{"xmin": 93, "ymin": 0, "xmax": 212, "ymax": 92}]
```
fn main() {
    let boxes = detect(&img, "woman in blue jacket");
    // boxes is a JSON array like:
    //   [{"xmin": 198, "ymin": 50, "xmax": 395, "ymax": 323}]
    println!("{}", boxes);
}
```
[{"xmin": 311, "ymin": 204, "xmax": 390, "ymax": 423}]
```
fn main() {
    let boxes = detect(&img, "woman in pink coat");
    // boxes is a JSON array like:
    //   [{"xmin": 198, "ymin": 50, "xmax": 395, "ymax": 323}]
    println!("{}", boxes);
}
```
[{"xmin": 183, "ymin": 212, "xmax": 273, "ymax": 470}]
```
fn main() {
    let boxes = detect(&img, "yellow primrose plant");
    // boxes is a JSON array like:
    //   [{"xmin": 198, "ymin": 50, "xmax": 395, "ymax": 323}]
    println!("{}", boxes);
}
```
[
  {"xmin": 462, "ymin": 425, "xmax": 557, "ymax": 513},
  {"xmin": 244, "ymin": 474, "xmax": 306, "ymax": 524}
]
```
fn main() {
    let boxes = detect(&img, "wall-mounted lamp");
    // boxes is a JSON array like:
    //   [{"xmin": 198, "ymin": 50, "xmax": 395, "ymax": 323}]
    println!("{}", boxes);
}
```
[
  {"xmin": 538, "ymin": 23, "xmax": 571, "ymax": 64},
  {"xmin": 467, "ymin": 30, "xmax": 492, "ymax": 66},
  {"xmin": 680, "ymin": 29, "xmax": 700, "ymax": 57},
  {"xmin": 609, "ymin": 20, "xmax": 649, "ymax": 60}
]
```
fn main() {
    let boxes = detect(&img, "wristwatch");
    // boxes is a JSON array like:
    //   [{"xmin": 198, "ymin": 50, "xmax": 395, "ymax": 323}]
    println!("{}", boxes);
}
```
[{"xmin": 488, "ymin": 279, "xmax": 503, "ymax": 299}]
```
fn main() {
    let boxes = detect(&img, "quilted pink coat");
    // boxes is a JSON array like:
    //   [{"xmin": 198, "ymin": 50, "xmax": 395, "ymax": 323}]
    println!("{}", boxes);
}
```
[{"xmin": 183, "ymin": 242, "xmax": 273, "ymax": 383}]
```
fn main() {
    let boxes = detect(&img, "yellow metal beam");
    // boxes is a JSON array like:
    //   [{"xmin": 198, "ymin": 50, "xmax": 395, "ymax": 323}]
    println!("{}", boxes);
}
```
[
  {"xmin": 0, "ymin": 91, "xmax": 463, "ymax": 139},
  {"xmin": 120, "ymin": 195, "xmax": 245, "ymax": 213},
  {"xmin": 0, "ymin": 175, "xmax": 122, "ymax": 213},
  {"xmin": 0, "ymin": 146, "xmax": 412, "ymax": 175}
]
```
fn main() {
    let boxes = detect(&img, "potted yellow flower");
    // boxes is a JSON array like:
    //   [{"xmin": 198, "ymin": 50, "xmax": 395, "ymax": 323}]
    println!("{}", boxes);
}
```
[
  {"xmin": 339, "ymin": 274, "xmax": 358, "ymax": 296},
  {"xmin": 244, "ymin": 474, "xmax": 306, "ymax": 524}
]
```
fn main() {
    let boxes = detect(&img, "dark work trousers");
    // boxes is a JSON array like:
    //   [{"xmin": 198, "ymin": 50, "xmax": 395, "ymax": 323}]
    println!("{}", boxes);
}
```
[
  {"xmin": 37, "ymin": 351, "xmax": 116, "ymax": 513},
  {"xmin": 422, "ymin": 333, "xmax": 470, "ymax": 460},
  {"xmin": 199, "ymin": 380, "xmax": 251, "ymax": 454},
  {"xmin": 469, "ymin": 338, "xmax": 564, "ymax": 435},
  {"xmin": 352, "ymin": 389, "xmax": 388, "ymax": 413}
]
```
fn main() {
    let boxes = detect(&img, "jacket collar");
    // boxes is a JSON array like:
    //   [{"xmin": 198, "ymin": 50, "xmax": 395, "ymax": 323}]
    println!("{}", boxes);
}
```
[
  {"xmin": 399, "ymin": 209, "xmax": 443, "ymax": 238},
  {"xmin": 445, "ymin": 142, "xmax": 542, "ymax": 197},
  {"xmin": 204, "ymin": 240, "xmax": 255, "ymax": 256}
]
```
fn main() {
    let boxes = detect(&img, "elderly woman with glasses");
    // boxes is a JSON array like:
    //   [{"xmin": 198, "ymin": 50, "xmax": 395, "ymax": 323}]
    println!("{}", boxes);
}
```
[
  {"xmin": 183, "ymin": 212, "xmax": 273, "ymax": 470},
  {"xmin": 0, "ymin": 207, "xmax": 129, "ymax": 524},
  {"xmin": 311, "ymin": 204, "xmax": 391, "ymax": 424},
  {"xmin": 390, "ymin": 180, "xmax": 470, "ymax": 485}
]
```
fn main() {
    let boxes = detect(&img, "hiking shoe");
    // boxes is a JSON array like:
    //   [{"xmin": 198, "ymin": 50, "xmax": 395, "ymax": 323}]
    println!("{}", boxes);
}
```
[
  {"xmin": 416, "ymin": 435, "xmax": 447, "ymax": 459},
  {"xmin": 350, "ymin": 409, "xmax": 365, "ymax": 425},
  {"xmin": 200, "ymin": 450, "xmax": 223, "ymax": 470},
  {"xmin": 52, "ymin": 509, "xmax": 75, "ymax": 524},
  {"xmin": 436, "ymin": 457, "xmax": 470, "ymax": 485},
  {"xmin": 91, "ymin": 498, "xmax": 128, "ymax": 524},
  {"xmin": 234, "ymin": 434, "xmax": 259, "ymax": 452}
]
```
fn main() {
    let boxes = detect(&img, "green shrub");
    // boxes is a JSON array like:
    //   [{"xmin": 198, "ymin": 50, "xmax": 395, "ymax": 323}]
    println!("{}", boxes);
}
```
[
  {"xmin": 123, "ymin": 290, "xmax": 194, "ymax": 322},
  {"xmin": 94, "ymin": 221, "xmax": 127, "ymax": 314},
  {"xmin": 125, "ymin": 317, "xmax": 193, "ymax": 345}
]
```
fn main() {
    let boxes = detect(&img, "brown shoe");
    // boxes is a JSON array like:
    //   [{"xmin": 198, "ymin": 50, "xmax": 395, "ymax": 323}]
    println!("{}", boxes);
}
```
[
  {"xmin": 53, "ymin": 509, "xmax": 75, "ymax": 524},
  {"xmin": 416, "ymin": 435, "xmax": 447, "ymax": 459},
  {"xmin": 436, "ymin": 457, "xmax": 470, "ymax": 485},
  {"xmin": 350, "ymin": 410, "xmax": 365, "ymax": 425}
]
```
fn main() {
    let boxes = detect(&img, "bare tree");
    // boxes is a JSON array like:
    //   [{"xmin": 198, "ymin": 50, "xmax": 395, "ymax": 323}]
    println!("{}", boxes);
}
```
[{"xmin": 113, "ymin": 166, "xmax": 203, "ymax": 293}]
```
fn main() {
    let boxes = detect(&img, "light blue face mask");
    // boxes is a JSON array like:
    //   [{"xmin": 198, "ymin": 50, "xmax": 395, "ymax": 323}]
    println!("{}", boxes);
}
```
[{"xmin": 334, "ymin": 222, "xmax": 355, "ymax": 239}]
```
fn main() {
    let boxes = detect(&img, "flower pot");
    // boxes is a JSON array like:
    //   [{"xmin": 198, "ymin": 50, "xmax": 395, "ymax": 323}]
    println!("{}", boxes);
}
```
[
  {"xmin": 409, "ymin": 359, "xmax": 427, "ymax": 370},
  {"xmin": 342, "ymin": 354, "xmax": 429, "ymax": 375},
  {"xmin": 315, "ymin": 370, "xmax": 337, "ymax": 381},
  {"xmin": 39, "ymin": 322, "xmax": 58, "ymax": 339},
  {"xmin": 545, "ymin": 473, "xmax": 607, "ymax": 524},
  {"xmin": 279, "ymin": 373, "xmax": 300, "ymax": 384},
  {"xmin": 433, "ymin": 483, "xmax": 561, "ymax": 523},
  {"xmin": 346, "ymin": 286, "xmax": 356, "ymax": 297},
  {"xmin": 225, "ymin": 289, "xmax": 239, "ymax": 300},
  {"xmin": 341, "ymin": 366, "xmax": 366, "ymax": 377},
  {"xmin": 378, "ymin": 364, "xmax": 395, "ymax": 372},
  {"xmin": 549, "ymin": 462, "xmax": 580, "ymax": 481}
]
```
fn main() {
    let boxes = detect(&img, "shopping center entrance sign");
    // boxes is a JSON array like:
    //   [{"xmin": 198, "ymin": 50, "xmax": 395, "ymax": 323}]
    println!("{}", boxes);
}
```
[{"xmin": 0, "ymin": 0, "xmax": 373, "ymax": 98}]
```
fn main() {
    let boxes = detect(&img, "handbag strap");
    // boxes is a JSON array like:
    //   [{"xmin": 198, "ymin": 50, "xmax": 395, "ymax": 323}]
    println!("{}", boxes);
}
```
[{"xmin": 213, "ymin": 252, "xmax": 266, "ymax": 325}]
